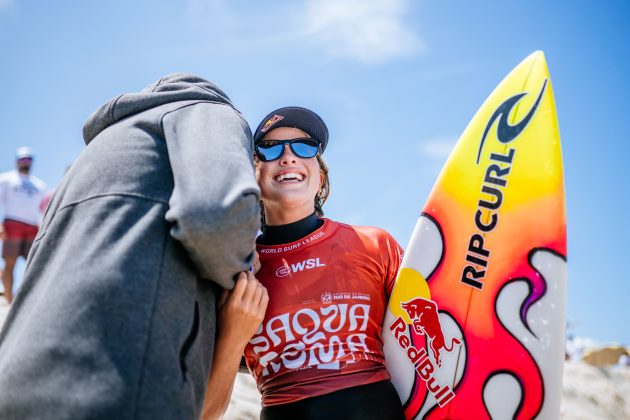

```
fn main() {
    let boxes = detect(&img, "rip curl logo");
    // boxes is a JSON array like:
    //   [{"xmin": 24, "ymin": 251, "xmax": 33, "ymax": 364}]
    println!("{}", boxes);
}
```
[
  {"xmin": 464, "ymin": 79, "xmax": 548, "ymax": 290},
  {"xmin": 476, "ymin": 79, "xmax": 547, "ymax": 164},
  {"xmin": 261, "ymin": 114, "xmax": 284, "ymax": 133}
]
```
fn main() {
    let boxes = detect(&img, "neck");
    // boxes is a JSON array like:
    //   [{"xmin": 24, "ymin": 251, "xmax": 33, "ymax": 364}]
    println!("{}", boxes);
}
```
[
  {"xmin": 264, "ymin": 202, "xmax": 315, "ymax": 226},
  {"xmin": 258, "ymin": 212, "xmax": 322, "ymax": 245},
  {"xmin": 18, "ymin": 169, "xmax": 29, "ymax": 175}
]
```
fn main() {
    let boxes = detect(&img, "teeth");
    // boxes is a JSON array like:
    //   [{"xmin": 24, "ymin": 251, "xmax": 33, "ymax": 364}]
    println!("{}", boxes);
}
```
[{"xmin": 275, "ymin": 173, "xmax": 304, "ymax": 182}]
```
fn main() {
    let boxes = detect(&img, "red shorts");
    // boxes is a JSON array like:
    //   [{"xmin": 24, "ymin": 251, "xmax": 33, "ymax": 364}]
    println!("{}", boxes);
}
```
[{"xmin": 2, "ymin": 219, "xmax": 39, "ymax": 259}]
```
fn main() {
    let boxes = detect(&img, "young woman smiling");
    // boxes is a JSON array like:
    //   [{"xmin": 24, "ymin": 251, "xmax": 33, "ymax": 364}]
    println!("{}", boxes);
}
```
[{"xmin": 245, "ymin": 107, "xmax": 405, "ymax": 420}]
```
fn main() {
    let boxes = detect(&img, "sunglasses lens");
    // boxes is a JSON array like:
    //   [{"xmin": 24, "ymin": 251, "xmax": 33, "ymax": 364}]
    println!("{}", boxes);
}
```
[
  {"xmin": 256, "ymin": 142, "xmax": 284, "ymax": 161},
  {"xmin": 290, "ymin": 139, "xmax": 319, "ymax": 159}
]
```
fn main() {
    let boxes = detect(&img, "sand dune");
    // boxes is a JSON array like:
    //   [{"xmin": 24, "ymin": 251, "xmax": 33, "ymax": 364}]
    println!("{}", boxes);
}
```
[{"xmin": 561, "ymin": 361, "xmax": 630, "ymax": 419}]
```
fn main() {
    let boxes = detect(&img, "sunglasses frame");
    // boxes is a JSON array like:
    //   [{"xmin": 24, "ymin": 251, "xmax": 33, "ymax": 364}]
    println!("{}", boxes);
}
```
[{"xmin": 255, "ymin": 137, "xmax": 320, "ymax": 162}]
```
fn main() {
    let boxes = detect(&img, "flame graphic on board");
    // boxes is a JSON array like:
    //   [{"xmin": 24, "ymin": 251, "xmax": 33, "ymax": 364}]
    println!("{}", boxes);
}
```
[{"xmin": 401, "ymin": 203, "xmax": 566, "ymax": 419}]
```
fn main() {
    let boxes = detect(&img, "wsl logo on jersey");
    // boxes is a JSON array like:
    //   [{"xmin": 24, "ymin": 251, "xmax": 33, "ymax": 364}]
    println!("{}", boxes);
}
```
[{"xmin": 275, "ymin": 258, "xmax": 326, "ymax": 277}]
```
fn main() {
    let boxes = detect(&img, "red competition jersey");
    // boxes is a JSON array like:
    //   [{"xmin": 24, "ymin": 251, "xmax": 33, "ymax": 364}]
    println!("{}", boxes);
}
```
[{"xmin": 244, "ymin": 219, "xmax": 403, "ymax": 406}]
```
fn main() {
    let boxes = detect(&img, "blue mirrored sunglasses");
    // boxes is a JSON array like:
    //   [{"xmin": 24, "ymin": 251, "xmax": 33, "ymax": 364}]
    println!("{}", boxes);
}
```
[{"xmin": 255, "ymin": 138, "xmax": 320, "ymax": 162}]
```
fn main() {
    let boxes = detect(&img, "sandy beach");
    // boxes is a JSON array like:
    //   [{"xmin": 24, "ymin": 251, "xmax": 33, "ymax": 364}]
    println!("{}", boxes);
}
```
[
  {"xmin": 223, "ymin": 363, "xmax": 630, "ymax": 419},
  {"xmin": 1, "ymin": 299, "xmax": 627, "ymax": 419}
]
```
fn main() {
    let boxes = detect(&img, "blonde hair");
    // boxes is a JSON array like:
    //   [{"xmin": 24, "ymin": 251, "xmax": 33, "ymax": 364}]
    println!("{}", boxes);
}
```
[{"xmin": 314, "ymin": 154, "xmax": 330, "ymax": 216}]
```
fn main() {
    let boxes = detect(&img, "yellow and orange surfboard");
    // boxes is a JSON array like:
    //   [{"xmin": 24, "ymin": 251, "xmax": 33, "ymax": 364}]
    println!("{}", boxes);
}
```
[{"xmin": 383, "ymin": 51, "xmax": 566, "ymax": 419}]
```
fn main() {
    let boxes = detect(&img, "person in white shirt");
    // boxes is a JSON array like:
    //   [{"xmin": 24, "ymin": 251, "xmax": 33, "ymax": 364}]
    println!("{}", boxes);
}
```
[{"xmin": 0, "ymin": 147, "xmax": 46, "ymax": 304}]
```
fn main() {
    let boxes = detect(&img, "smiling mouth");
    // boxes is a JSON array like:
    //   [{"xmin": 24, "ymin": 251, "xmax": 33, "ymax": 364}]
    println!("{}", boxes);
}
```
[{"xmin": 274, "ymin": 172, "xmax": 305, "ymax": 183}]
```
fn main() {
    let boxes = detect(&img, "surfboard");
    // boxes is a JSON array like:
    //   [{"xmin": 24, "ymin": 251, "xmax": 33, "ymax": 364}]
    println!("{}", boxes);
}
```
[{"xmin": 383, "ymin": 51, "xmax": 567, "ymax": 419}]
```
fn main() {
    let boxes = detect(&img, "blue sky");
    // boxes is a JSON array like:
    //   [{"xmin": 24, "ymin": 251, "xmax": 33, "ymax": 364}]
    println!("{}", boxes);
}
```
[{"xmin": 1, "ymin": 0, "xmax": 628, "ymax": 344}]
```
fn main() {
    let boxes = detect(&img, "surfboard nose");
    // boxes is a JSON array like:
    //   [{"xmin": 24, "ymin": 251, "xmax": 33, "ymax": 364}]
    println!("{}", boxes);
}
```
[{"xmin": 518, "ymin": 50, "xmax": 551, "ymax": 82}]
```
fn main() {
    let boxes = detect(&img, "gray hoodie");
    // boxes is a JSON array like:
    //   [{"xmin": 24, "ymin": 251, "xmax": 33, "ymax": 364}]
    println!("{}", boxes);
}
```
[{"xmin": 0, "ymin": 74, "xmax": 260, "ymax": 419}]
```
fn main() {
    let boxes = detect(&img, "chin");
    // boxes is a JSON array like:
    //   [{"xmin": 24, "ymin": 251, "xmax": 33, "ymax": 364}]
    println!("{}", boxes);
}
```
[{"xmin": 267, "ymin": 194, "xmax": 312, "ymax": 210}]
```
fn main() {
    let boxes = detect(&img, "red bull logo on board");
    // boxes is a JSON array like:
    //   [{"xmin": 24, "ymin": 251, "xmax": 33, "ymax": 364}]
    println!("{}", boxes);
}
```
[
  {"xmin": 389, "ymin": 297, "xmax": 462, "ymax": 407},
  {"xmin": 400, "ymin": 298, "xmax": 461, "ymax": 368}
]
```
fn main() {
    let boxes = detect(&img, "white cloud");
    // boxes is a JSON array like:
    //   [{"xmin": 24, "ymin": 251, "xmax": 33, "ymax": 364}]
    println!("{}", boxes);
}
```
[
  {"xmin": 299, "ymin": 0, "xmax": 424, "ymax": 64},
  {"xmin": 185, "ymin": 0, "xmax": 424, "ymax": 64},
  {"xmin": 0, "ymin": 0, "xmax": 12, "ymax": 10},
  {"xmin": 417, "ymin": 137, "xmax": 457, "ymax": 160}
]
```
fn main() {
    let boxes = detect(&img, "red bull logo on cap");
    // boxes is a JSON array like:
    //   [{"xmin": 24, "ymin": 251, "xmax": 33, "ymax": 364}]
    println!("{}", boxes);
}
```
[
  {"xmin": 389, "ymin": 297, "xmax": 461, "ymax": 407},
  {"xmin": 261, "ymin": 114, "xmax": 284, "ymax": 133}
]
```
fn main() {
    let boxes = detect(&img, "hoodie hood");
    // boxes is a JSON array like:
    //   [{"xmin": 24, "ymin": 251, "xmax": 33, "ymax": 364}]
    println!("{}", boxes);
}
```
[{"xmin": 83, "ymin": 73, "xmax": 233, "ymax": 145}]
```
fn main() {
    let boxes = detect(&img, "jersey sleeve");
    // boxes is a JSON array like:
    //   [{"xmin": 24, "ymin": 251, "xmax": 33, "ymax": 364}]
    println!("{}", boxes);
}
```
[{"xmin": 378, "ymin": 229, "xmax": 403, "ymax": 297}]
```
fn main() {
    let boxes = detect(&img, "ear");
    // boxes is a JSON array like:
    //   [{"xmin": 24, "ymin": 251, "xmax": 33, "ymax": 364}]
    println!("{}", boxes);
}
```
[{"xmin": 255, "ymin": 162, "xmax": 262, "ymax": 182}]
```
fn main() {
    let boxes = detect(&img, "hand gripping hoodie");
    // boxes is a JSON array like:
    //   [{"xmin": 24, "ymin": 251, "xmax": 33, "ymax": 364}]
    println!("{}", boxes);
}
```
[{"xmin": 0, "ymin": 74, "xmax": 260, "ymax": 419}]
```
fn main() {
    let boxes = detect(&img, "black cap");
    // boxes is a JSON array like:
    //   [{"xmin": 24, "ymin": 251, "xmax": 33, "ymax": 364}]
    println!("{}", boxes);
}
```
[{"xmin": 253, "ymin": 106, "xmax": 328, "ymax": 153}]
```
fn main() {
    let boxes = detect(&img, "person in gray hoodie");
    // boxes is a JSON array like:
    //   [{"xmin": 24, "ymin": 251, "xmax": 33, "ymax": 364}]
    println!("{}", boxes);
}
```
[{"xmin": 0, "ymin": 74, "xmax": 261, "ymax": 419}]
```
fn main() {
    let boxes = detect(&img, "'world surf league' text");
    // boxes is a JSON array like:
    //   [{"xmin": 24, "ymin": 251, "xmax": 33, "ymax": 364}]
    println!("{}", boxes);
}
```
[{"xmin": 259, "ymin": 230, "xmax": 326, "ymax": 254}]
